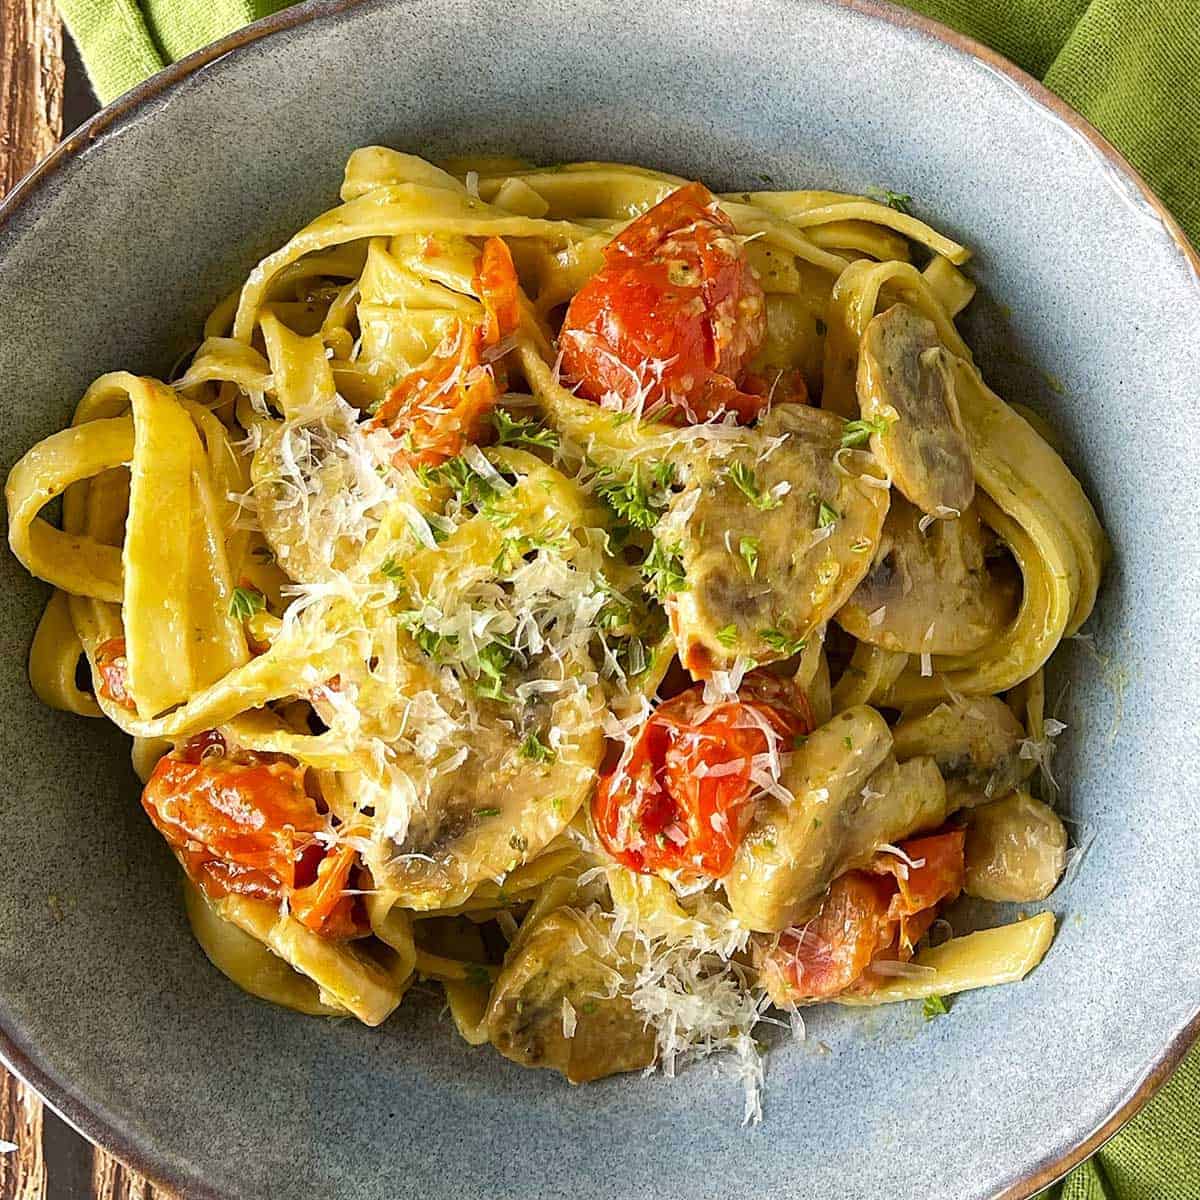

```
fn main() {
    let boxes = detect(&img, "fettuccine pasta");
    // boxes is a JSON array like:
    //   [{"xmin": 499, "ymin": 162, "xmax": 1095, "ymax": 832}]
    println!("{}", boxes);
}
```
[{"xmin": 6, "ymin": 150, "xmax": 1106, "ymax": 1121}]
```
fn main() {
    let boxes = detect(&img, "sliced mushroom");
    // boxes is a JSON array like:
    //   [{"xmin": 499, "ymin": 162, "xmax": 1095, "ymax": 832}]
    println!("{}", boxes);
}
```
[
  {"xmin": 964, "ymin": 791, "xmax": 1067, "ymax": 901},
  {"xmin": 366, "ymin": 677, "xmax": 604, "ymax": 910},
  {"xmin": 837, "ymin": 753, "xmax": 948, "ymax": 870},
  {"xmin": 726, "ymin": 707, "xmax": 951, "ymax": 933},
  {"xmin": 892, "ymin": 695, "xmax": 1034, "ymax": 808},
  {"xmin": 665, "ymin": 404, "xmax": 889, "ymax": 677},
  {"xmin": 836, "ymin": 497, "xmax": 1020, "ymax": 655},
  {"xmin": 857, "ymin": 302, "xmax": 974, "ymax": 517},
  {"xmin": 724, "ymin": 706, "xmax": 892, "ymax": 932},
  {"xmin": 486, "ymin": 907, "xmax": 657, "ymax": 1083}
]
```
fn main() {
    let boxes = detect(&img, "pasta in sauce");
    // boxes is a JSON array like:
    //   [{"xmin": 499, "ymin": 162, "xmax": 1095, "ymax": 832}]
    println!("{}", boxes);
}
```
[{"xmin": 4, "ymin": 150, "xmax": 1107, "ymax": 1119}]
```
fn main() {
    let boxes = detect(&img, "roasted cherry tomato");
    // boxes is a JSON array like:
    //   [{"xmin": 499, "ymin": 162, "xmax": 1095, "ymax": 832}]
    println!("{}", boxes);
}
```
[
  {"xmin": 593, "ymin": 671, "xmax": 812, "ymax": 879},
  {"xmin": 93, "ymin": 637, "xmax": 134, "ymax": 711},
  {"xmin": 370, "ymin": 236, "xmax": 520, "ymax": 468},
  {"xmin": 559, "ymin": 182, "xmax": 768, "ymax": 423},
  {"xmin": 741, "ymin": 366, "xmax": 810, "ymax": 407},
  {"xmin": 369, "ymin": 321, "xmax": 498, "ymax": 469},
  {"xmin": 142, "ymin": 733, "xmax": 364, "ymax": 938},
  {"xmin": 290, "ymin": 840, "xmax": 364, "ymax": 940},
  {"xmin": 870, "ymin": 828, "xmax": 966, "ymax": 953},
  {"xmin": 475, "ymin": 235, "xmax": 522, "ymax": 346},
  {"xmin": 757, "ymin": 828, "xmax": 965, "ymax": 1004}
]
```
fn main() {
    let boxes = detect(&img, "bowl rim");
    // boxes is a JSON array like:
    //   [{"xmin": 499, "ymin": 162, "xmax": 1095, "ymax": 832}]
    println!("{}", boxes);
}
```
[{"xmin": 0, "ymin": 0, "xmax": 1196, "ymax": 1196}]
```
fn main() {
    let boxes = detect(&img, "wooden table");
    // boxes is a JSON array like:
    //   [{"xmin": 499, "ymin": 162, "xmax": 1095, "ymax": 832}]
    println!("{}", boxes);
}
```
[{"xmin": 0, "ymin": 6, "xmax": 169, "ymax": 1197}]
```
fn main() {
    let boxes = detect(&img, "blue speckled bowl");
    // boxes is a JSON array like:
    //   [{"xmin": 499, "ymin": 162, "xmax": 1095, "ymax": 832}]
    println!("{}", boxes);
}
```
[{"xmin": 1, "ymin": 2, "xmax": 1198, "ymax": 1197}]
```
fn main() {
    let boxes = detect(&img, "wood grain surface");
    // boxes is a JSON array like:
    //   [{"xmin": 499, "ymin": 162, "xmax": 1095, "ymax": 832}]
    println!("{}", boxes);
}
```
[
  {"xmin": 0, "ymin": 0, "xmax": 63, "ymax": 195},
  {"xmin": 0, "ymin": 10, "xmax": 170, "ymax": 1198}
]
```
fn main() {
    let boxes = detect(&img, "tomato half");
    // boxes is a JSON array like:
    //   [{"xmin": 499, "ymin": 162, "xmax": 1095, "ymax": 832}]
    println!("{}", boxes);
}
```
[
  {"xmin": 142, "ymin": 733, "xmax": 364, "ymax": 938},
  {"xmin": 593, "ymin": 671, "xmax": 812, "ymax": 879},
  {"xmin": 757, "ymin": 828, "xmax": 965, "ymax": 1004},
  {"xmin": 369, "ymin": 236, "xmax": 520, "ymax": 468},
  {"xmin": 559, "ymin": 182, "xmax": 768, "ymax": 423}
]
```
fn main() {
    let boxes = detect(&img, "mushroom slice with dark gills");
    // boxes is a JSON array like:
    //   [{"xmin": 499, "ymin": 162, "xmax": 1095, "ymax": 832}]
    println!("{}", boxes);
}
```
[
  {"xmin": 857, "ymin": 302, "xmax": 974, "ymax": 518},
  {"xmin": 724, "ymin": 706, "xmax": 948, "ymax": 932},
  {"xmin": 891, "ymin": 694, "xmax": 1034, "ymax": 809},
  {"xmin": 662, "ymin": 404, "xmax": 889, "ymax": 678},
  {"xmin": 836, "ymin": 496, "xmax": 1020, "ymax": 655},
  {"xmin": 486, "ymin": 907, "xmax": 657, "ymax": 1083},
  {"xmin": 364, "ymin": 669, "xmax": 604, "ymax": 911}
]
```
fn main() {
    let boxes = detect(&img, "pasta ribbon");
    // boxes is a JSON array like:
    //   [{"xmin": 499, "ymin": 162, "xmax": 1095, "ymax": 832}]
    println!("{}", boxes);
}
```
[{"xmin": 2, "ymin": 151, "xmax": 1105, "ymax": 1101}]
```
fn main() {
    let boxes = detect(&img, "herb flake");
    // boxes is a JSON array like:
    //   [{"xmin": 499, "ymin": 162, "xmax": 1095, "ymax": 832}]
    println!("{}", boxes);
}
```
[{"xmin": 229, "ymin": 586, "xmax": 265, "ymax": 621}]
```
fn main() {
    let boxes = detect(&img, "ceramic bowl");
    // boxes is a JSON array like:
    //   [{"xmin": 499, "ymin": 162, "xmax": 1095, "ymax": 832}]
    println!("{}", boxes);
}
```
[{"xmin": 1, "ymin": 2, "xmax": 1197, "ymax": 1197}]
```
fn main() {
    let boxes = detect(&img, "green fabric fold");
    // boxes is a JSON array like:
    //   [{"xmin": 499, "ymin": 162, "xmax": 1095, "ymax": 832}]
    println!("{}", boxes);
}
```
[{"xmin": 47, "ymin": 0, "xmax": 1200, "ymax": 1194}]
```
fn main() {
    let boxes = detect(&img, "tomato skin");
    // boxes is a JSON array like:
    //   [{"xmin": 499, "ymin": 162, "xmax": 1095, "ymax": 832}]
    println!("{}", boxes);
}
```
[
  {"xmin": 369, "ymin": 321, "xmax": 499, "ymax": 470},
  {"xmin": 143, "ymin": 754, "xmax": 322, "ymax": 884},
  {"xmin": 559, "ymin": 182, "xmax": 768, "ymax": 423},
  {"xmin": 593, "ymin": 671, "xmax": 812, "ymax": 879},
  {"xmin": 94, "ymin": 637, "xmax": 135, "ymax": 711},
  {"xmin": 290, "ymin": 841, "xmax": 363, "ymax": 940},
  {"xmin": 757, "ymin": 828, "xmax": 965, "ymax": 1004},
  {"xmin": 741, "ymin": 367, "xmax": 810, "ymax": 408},
  {"xmin": 871, "ymin": 828, "xmax": 965, "ymax": 953},
  {"xmin": 474, "ymin": 236, "xmax": 521, "ymax": 346},
  {"xmin": 759, "ymin": 873, "xmax": 898, "ymax": 1003},
  {"xmin": 142, "ymin": 742, "xmax": 364, "ymax": 938}
]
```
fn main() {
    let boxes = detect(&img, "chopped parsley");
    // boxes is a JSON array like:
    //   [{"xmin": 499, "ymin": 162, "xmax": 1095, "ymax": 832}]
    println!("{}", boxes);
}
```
[
  {"xmin": 492, "ymin": 528, "xmax": 570, "ymax": 573},
  {"xmin": 842, "ymin": 735, "xmax": 854, "ymax": 750},
  {"xmin": 424, "ymin": 455, "xmax": 500, "ymax": 508},
  {"xmin": 923, "ymin": 995, "xmax": 950, "ymax": 1021},
  {"xmin": 519, "ymin": 730, "xmax": 556, "ymax": 764},
  {"xmin": 229, "ymin": 586, "xmax": 265, "ymax": 620},
  {"xmin": 726, "ymin": 461, "xmax": 783, "ymax": 511},
  {"xmin": 840, "ymin": 416, "xmax": 890, "ymax": 448},
  {"xmin": 379, "ymin": 555, "xmax": 405, "ymax": 580},
  {"xmin": 739, "ymin": 535, "xmax": 760, "ymax": 578},
  {"xmin": 474, "ymin": 641, "xmax": 515, "ymax": 701},
  {"xmin": 759, "ymin": 628, "xmax": 806, "ymax": 656},
  {"xmin": 615, "ymin": 634, "xmax": 651, "ymax": 679},
  {"xmin": 492, "ymin": 409, "xmax": 559, "ymax": 449},
  {"xmin": 716, "ymin": 623, "xmax": 739, "ymax": 648},
  {"xmin": 816, "ymin": 500, "xmax": 840, "ymax": 529},
  {"xmin": 882, "ymin": 190, "xmax": 913, "ymax": 215},
  {"xmin": 595, "ymin": 462, "xmax": 673, "ymax": 531},
  {"xmin": 641, "ymin": 540, "xmax": 688, "ymax": 598},
  {"xmin": 473, "ymin": 806, "xmax": 501, "ymax": 818},
  {"xmin": 400, "ymin": 614, "xmax": 457, "ymax": 660},
  {"xmin": 850, "ymin": 536, "xmax": 873, "ymax": 554},
  {"xmin": 651, "ymin": 460, "xmax": 677, "ymax": 490}
]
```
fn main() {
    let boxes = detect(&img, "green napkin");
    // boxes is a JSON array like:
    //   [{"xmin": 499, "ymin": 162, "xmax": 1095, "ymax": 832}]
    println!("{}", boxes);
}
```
[{"xmin": 49, "ymin": 0, "xmax": 1200, "ymax": 1195}]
